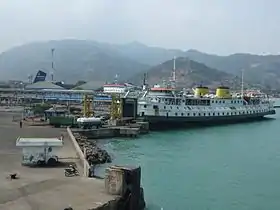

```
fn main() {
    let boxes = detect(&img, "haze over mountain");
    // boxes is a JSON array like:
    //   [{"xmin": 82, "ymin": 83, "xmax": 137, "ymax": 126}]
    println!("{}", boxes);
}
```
[
  {"xmin": 0, "ymin": 40, "xmax": 150, "ymax": 85},
  {"xmin": 1, "ymin": 39, "xmax": 280, "ymax": 90},
  {"xmin": 130, "ymin": 57, "xmax": 241, "ymax": 89}
]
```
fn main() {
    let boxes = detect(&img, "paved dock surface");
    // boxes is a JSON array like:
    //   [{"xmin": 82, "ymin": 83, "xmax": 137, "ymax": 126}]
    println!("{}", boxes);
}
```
[{"xmin": 0, "ymin": 112, "xmax": 115, "ymax": 210}]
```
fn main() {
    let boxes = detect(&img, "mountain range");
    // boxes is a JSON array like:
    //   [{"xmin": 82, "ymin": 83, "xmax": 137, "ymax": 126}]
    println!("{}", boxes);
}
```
[{"xmin": 0, "ymin": 39, "xmax": 280, "ymax": 90}]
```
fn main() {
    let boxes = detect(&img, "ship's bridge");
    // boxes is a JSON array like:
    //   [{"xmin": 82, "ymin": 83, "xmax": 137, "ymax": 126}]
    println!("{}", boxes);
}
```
[{"xmin": 147, "ymin": 87, "xmax": 175, "ymax": 97}]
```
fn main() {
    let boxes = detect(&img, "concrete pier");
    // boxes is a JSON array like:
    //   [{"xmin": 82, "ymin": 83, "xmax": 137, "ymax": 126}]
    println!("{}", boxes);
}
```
[
  {"xmin": 73, "ymin": 121, "xmax": 149, "ymax": 139},
  {"xmin": 0, "ymin": 112, "xmax": 117, "ymax": 210}
]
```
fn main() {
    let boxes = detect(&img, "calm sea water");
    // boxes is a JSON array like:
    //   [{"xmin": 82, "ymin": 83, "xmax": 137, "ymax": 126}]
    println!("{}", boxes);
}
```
[{"xmin": 97, "ymin": 102, "xmax": 280, "ymax": 210}]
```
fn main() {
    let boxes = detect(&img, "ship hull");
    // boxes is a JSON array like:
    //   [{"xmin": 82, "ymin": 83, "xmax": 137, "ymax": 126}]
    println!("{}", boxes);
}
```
[{"xmin": 139, "ymin": 110, "xmax": 276, "ymax": 129}]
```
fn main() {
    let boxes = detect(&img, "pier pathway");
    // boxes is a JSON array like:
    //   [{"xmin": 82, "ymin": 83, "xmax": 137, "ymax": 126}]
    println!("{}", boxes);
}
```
[{"xmin": 0, "ymin": 112, "xmax": 115, "ymax": 210}]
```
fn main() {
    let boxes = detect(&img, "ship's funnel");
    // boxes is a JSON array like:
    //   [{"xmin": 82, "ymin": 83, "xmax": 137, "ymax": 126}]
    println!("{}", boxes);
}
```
[
  {"xmin": 215, "ymin": 86, "xmax": 231, "ymax": 98},
  {"xmin": 194, "ymin": 86, "xmax": 209, "ymax": 97}
]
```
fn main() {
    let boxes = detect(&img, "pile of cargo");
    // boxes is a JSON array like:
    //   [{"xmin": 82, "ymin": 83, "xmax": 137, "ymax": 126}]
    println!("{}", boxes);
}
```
[{"xmin": 73, "ymin": 132, "xmax": 112, "ymax": 164}]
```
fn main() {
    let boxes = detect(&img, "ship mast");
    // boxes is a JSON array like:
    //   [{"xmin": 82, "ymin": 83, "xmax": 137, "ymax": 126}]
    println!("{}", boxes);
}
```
[
  {"xmin": 171, "ymin": 56, "xmax": 176, "ymax": 88},
  {"xmin": 241, "ymin": 69, "xmax": 244, "ymax": 98}
]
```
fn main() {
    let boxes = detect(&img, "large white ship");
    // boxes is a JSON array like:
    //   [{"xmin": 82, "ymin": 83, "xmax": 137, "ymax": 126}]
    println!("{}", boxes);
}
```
[{"xmin": 137, "ymin": 58, "xmax": 276, "ymax": 127}]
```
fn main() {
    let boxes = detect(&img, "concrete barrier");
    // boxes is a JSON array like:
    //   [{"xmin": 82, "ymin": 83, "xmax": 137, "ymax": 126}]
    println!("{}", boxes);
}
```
[{"xmin": 67, "ymin": 127, "xmax": 89, "ymax": 176}]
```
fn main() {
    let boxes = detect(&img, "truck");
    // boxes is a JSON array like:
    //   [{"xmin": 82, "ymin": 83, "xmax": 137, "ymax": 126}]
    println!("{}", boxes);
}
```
[
  {"xmin": 16, "ymin": 137, "xmax": 63, "ymax": 166},
  {"xmin": 49, "ymin": 115, "xmax": 78, "ymax": 128},
  {"xmin": 77, "ymin": 117, "xmax": 103, "ymax": 129}
]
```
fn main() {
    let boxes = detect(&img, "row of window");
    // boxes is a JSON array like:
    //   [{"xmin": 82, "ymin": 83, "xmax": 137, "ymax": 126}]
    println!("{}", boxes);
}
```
[
  {"xmin": 153, "ymin": 97, "xmax": 261, "ymax": 106},
  {"xmin": 161, "ymin": 105, "xmax": 262, "ymax": 111},
  {"xmin": 171, "ymin": 110, "xmax": 267, "ymax": 117}
]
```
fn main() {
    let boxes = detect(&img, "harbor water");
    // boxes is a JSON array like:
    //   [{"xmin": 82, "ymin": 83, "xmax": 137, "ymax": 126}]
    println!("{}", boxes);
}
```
[{"xmin": 97, "ymin": 104, "xmax": 280, "ymax": 210}]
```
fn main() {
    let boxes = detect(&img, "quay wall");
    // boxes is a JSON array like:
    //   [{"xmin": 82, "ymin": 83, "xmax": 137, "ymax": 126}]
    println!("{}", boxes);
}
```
[
  {"xmin": 67, "ymin": 127, "xmax": 89, "ymax": 176},
  {"xmin": 66, "ymin": 127, "xmax": 146, "ymax": 210}
]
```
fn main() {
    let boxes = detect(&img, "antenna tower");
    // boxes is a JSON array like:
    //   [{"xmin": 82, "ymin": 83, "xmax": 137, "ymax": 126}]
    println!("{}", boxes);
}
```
[{"xmin": 51, "ymin": 48, "xmax": 55, "ymax": 81}]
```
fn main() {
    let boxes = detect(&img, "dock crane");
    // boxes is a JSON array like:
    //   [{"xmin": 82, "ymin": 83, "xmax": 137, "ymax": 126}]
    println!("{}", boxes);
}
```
[
  {"xmin": 82, "ymin": 94, "xmax": 94, "ymax": 117},
  {"xmin": 110, "ymin": 93, "xmax": 122, "ymax": 120}
]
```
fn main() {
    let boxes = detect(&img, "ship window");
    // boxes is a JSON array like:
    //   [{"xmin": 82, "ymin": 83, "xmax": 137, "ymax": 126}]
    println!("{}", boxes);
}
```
[
  {"xmin": 177, "ymin": 106, "xmax": 179, "ymax": 109},
  {"xmin": 181, "ymin": 113, "xmax": 184, "ymax": 116},
  {"xmin": 198, "ymin": 113, "xmax": 201, "ymax": 116},
  {"xmin": 213, "ymin": 113, "xmax": 215, "ymax": 116},
  {"xmin": 164, "ymin": 106, "xmax": 166, "ymax": 109},
  {"xmin": 175, "ymin": 113, "xmax": 178, "ymax": 116},
  {"xmin": 144, "ymin": 105, "xmax": 147, "ymax": 108},
  {"xmin": 223, "ymin": 101, "xmax": 225, "ymax": 103},
  {"xmin": 218, "ymin": 113, "xmax": 220, "ymax": 115},
  {"xmin": 187, "ymin": 113, "xmax": 190, "ymax": 116},
  {"xmin": 219, "ymin": 101, "xmax": 221, "ymax": 103},
  {"xmin": 182, "ymin": 100, "xmax": 185, "ymax": 103},
  {"xmin": 222, "ymin": 112, "xmax": 224, "ymax": 115},
  {"xmin": 208, "ymin": 113, "xmax": 211, "ymax": 116},
  {"xmin": 204, "ymin": 113, "xmax": 206, "ymax": 116},
  {"xmin": 193, "ymin": 113, "xmax": 196, "ymax": 116},
  {"xmin": 170, "ymin": 106, "xmax": 172, "ymax": 109},
  {"xmin": 215, "ymin": 101, "xmax": 217, "ymax": 103},
  {"xmin": 227, "ymin": 113, "xmax": 229, "ymax": 115}
]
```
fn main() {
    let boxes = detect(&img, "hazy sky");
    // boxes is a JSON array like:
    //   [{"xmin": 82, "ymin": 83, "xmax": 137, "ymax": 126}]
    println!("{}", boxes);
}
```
[{"xmin": 0, "ymin": 0, "xmax": 279, "ymax": 55}]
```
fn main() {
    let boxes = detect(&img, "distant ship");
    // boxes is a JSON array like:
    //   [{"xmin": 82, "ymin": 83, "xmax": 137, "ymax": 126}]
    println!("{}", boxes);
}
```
[{"xmin": 137, "ymin": 58, "xmax": 276, "ymax": 128}]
